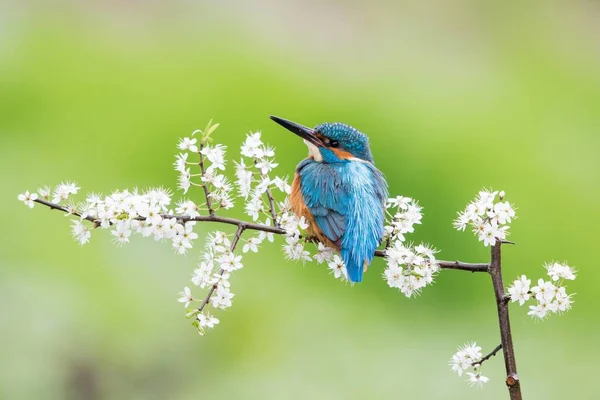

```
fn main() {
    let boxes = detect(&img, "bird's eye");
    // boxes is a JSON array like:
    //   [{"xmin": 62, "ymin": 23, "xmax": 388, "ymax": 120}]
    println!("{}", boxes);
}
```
[{"xmin": 330, "ymin": 140, "xmax": 339, "ymax": 148}]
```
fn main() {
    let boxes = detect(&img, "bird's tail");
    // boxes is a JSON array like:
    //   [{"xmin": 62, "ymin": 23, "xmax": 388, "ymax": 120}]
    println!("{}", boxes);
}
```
[{"xmin": 342, "ymin": 250, "xmax": 368, "ymax": 283}]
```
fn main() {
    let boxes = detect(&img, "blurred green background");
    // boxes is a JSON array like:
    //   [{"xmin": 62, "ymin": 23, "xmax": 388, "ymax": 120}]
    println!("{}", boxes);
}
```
[{"xmin": 2, "ymin": 1, "xmax": 599, "ymax": 399}]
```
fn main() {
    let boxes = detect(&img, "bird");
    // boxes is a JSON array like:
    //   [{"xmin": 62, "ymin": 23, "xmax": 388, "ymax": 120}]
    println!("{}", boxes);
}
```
[{"xmin": 270, "ymin": 116, "xmax": 388, "ymax": 283}]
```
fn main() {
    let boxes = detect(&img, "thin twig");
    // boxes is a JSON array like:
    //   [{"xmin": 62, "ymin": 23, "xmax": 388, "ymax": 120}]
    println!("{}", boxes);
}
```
[
  {"xmin": 490, "ymin": 239, "xmax": 522, "ymax": 399},
  {"xmin": 34, "ymin": 198, "xmax": 98, "ymax": 224},
  {"xmin": 472, "ymin": 343, "xmax": 503, "ymax": 367},
  {"xmin": 254, "ymin": 158, "xmax": 280, "ymax": 228},
  {"xmin": 264, "ymin": 186, "xmax": 280, "ymax": 228},
  {"xmin": 197, "ymin": 225, "xmax": 246, "ymax": 312},
  {"xmin": 198, "ymin": 143, "xmax": 215, "ymax": 216}
]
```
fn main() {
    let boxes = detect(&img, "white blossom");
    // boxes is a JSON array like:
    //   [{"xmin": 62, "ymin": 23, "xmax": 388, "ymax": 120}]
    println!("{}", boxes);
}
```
[
  {"xmin": 255, "ymin": 158, "xmax": 278, "ymax": 175},
  {"xmin": 245, "ymin": 194, "xmax": 264, "ymax": 221},
  {"xmin": 454, "ymin": 189, "xmax": 515, "ymax": 247},
  {"xmin": 217, "ymin": 252, "xmax": 243, "ymax": 272},
  {"xmin": 545, "ymin": 262, "xmax": 576, "ymax": 281},
  {"xmin": 386, "ymin": 196, "xmax": 411, "ymax": 210},
  {"xmin": 18, "ymin": 191, "xmax": 38, "ymax": 208},
  {"xmin": 201, "ymin": 144, "xmax": 227, "ymax": 172},
  {"xmin": 210, "ymin": 286, "xmax": 234, "ymax": 309},
  {"xmin": 528, "ymin": 301, "xmax": 551, "ymax": 319},
  {"xmin": 282, "ymin": 235, "xmax": 312, "ymax": 262},
  {"xmin": 466, "ymin": 372, "xmax": 489, "ymax": 388},
  {"xmin": 148, "ymin": 187, "xmax": 172, "ymax": 207},
  {"xmin": 384, "ymin": 241, "xmax": 439, "ymax": 297},
  {"xmin": 174, "ymin": 153, "xmax": 188, "ymax": 173},
  {"xmin": 553, "ymin": 287, "xmax": 573, "ymax": 313},
  {"xmin": 509, "ymin": 262, "xmax": 576, "ymax": 320},
  {"xmin": 278, "ymin": 212, "xmax": 309, "ymax": 237},
  {"xmin": 71, "ymin": 220, "xmax": 91, "ymax": 245},
  {"xmin": 272, "ymin": 176, "xmax": 291, "ymax": 194},
  {"xmin": 173, "ymin": 222, "xmax": 198, "ymax": 254},
  {"xmin": 52, "ymin": 181, "xmax": 80, "ymax": 203},
  {"xmin": 258, "ymin": 227, "xmax": 275, "ymax": 243},
  {"xmin": 178, "ymin": 287, "xmax": 193, "ymax": 308},
  {"xmin": 507, "ymin": 275, "xmax": 531, "ymax": 305},
  {"xmin": 197, "ymin": 312, "xmax": 219, "ymax": 333},
  {"xmin": 449, "ymin": 342, "xmax": 482, "ymax": 377},
  {"xmin": 384, "ymin": 197, "xmax": 423, "ymax": 243},
  {"xmin": 178, "ymin": 137, "xmax": 198, "ymax": 153},
  {"xmin": 254, "ymin": 145, "xmax": 275, "ymax": 159},
  {"xmin": 314, "ymin": 243, "xmax": 335, "ymax": 264},
  {"xmin": 37, "ymin": 186, "xmax": 51, "ymax": 199},
  {"xmin": 241, "ymin": 131, "xmax": 263, "ymax": 157},
  {"xmin": 178, "ymin": 168, "xmax": 191, "ymax": 194},
  {"xmin": 234, "ymin": 160, "xmax": 253, "ymax": 198},
  {"xmin": 255, "ymin": 177, "xmax": 271, "ymax": 194},
  {"xmin": 192, "ymin": 262, "xmax": 214, "ymax": 288},
  {"xmin": 176, "ymin": 200, "xmax": 200, "ymax": 218},
  {"xmin": 111, "ymin": 223, "xmax": 132, "ymax": 245},
  {"xmin": 202, "ymin": 172, "xmax": 227, "ymax": 189},
  {"xmin": 531, "ymin": 278, "xmax": 557, "ymax": 303},
  {"xmin": 327, "ymin": 255, "xmax": 347, "ymax": 280},
  {"xmin": 242, "ymin": 237, "xmax": 261, "ymax": 253}
]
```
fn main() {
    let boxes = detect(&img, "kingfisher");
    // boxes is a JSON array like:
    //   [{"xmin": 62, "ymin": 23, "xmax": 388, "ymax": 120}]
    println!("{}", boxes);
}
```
[{"xmin": 270, "ymin": 116, "xmax": 388, "ymax": 283}]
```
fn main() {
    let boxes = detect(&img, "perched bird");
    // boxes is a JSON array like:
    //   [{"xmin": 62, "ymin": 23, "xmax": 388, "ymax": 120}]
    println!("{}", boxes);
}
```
[{"xmin": 270, "ymin": 116, "xmax": 388, "ymax": 282}]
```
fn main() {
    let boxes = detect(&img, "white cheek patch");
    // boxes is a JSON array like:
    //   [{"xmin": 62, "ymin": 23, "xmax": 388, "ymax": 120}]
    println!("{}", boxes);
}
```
[
  {"xmin": 303, "ymin": 139, "xmax": 323, "ymax": 162},
  {"xmin": 348, "ymin": 157, "xmax": 369, "ymax": 164}
]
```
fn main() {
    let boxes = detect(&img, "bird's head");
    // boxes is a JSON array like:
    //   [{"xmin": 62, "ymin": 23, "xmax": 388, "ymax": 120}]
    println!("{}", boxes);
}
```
[{"xmin": 270, "ymin": 116, "xmax": 373, "ymax": 163}]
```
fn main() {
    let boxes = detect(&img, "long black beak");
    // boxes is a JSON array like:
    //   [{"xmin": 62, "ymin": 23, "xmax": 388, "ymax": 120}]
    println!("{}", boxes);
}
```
[{"xmin": 270, "ymin": 116, "xmax": 323, "ymax": 147}]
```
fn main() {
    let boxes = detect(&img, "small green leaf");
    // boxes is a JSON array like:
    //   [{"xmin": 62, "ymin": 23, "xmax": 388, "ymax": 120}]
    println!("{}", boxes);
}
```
[{"xmin": 205, "ymin": 122, "xmax": 220, "ymax": 137}]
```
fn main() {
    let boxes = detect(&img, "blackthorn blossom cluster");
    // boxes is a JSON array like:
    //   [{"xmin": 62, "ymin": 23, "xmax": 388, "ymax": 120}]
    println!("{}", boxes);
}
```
[{"xmin": 448, "ymin": 190, "xmax": 576, "ymax": 388}]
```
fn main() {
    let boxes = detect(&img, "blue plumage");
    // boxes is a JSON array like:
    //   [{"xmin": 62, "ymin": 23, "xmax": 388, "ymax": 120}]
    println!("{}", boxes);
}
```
[
  {"xmin": 270, "ymin": 116, "xmax": 388, "ymax": 283},
  {"xmin": 298, "ymin": 160, "xmax": 387, "ymax": 282}
]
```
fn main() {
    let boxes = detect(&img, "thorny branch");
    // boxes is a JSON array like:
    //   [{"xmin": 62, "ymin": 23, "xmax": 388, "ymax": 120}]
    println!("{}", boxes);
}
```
[
  {"xmin": 490, "ymin": 240, "xmax": 522, "ymax": 400},
  {"xmin": 33, "ymin": 197, "xmax": 490, "ymax": 273}
]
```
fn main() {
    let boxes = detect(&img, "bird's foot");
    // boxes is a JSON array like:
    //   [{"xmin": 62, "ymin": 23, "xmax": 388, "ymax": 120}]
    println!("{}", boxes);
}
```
[{"xmin": 303, "ymin": 235, "xmax": 320, "ymax": 244}]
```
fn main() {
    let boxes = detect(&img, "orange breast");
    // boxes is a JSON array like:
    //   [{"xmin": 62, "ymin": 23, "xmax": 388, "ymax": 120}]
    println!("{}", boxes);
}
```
[{"xmin": 290, "ymin": 173, "xmax": 340, "ymax": 250}]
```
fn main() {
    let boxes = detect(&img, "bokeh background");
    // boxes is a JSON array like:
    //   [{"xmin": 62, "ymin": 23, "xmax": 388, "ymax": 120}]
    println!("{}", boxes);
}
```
[{"xmin": 2, "ymin": 1, "xmax": 599, "ymax": 399}]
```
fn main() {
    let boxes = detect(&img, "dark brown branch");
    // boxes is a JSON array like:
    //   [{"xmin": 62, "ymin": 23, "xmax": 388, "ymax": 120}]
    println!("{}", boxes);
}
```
[
  {"xmin": 472, "ymin": 343, "xmax": 503, "ymax": 367},
  {"xmin": 198, "ymin": 143, "xmax": 215, "ymax": 216},
  {"xmin": 197, "ymin": 225, "xmax": 246, "ymax": 312},
  {"xmin": 490, "ymin": 240, "xmax": 522, "ymax": 399},
  {"xmin": 437, "ymin": 260, "xmax": 489, "ymax": 272},
  {"xmin": 160, "ymin": 214, "xmax": 285, "ymax": 234},
  {"xmin": 374, "ymin": 249, "xmax": 489, "ymax": 272}
]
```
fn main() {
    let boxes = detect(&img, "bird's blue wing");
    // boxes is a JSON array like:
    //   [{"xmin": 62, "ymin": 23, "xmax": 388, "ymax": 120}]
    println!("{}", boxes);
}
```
[
  {"xmin": 297, "ymin": 161, "xmax": 349, "ymax": 247},
  {"xmin": 298, "ymin": 160, "xmax": 388, "ymax": 282}
]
